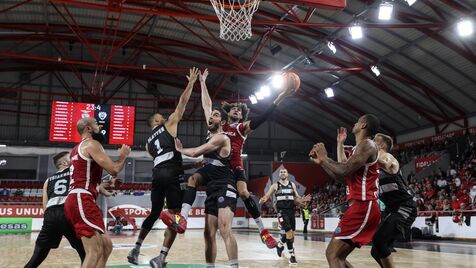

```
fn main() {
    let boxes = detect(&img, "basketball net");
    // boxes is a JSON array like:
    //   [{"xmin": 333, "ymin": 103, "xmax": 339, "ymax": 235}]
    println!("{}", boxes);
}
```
[{"xmin": 210, "ymin": 0, "xmax": 261, "ymax": 41}]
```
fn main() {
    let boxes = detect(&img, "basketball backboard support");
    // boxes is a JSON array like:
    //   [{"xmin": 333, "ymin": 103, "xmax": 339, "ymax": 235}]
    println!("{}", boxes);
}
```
[{"xmin": 271, "ymin": 0, "xmax": 346, "ymax": 9}]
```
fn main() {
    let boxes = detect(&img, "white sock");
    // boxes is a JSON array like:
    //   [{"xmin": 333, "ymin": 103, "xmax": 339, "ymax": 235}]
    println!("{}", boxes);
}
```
[
  {"xmin": 255, "ymin": 217, "xmax": 265, "ymax": 232},
  {"xmin": 134, "ymin": 238, "xmax": 144, "ymax": 251},
  {"xmin": 206, "ymin": 263, "xmax": 215, "ymax": 268},
  {"xmin": 229, "ymin": 259, "xmax": 239, "ymax": 268},
  {"xmin": 181, "ymin": 203, "xmax": 192, "ymax": 220},
  {"xmin": 158, "ymin": 246, "xmax": 169, "ymax": 262}
]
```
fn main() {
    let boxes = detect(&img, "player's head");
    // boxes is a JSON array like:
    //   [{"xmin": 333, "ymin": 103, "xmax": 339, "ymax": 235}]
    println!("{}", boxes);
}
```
[
  {"xmin": 148, "ymin": 113, "xmax": 166, "ymax": 128},
  {"xmin": 279, "ymin": 168, "xmax": 288, "ymax": 180},
  {"xmin": 374, "ymin": 133, "xmax": 393, "ymax": 152},
  {"xmin": 77, "ymin": 117, "xmax": 100, "ymax": 135},
  {"xmin": 352, "ymin": 114, "xmax": 380, "ymax": 138},
  {"xmin": 208, "ymin": 108, "xmax": 227, "ymax": 132},
  {"xmin": 221, "ymin": 101, "xmax": 249, "ymax": 123},
  {"xmin": 53, "ymin": 151, "xmax": 70, "ymax": 169},
  {"xmin": 77, "ymin": 117, "xmax": 104, "ymax": 143}
]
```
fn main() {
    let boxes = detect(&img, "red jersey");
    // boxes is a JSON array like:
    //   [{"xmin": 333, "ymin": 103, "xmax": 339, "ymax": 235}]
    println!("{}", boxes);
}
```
[
  {"xmin": 222, "ymin": 122, "xmax": 247, "ymax": 169},
  {"xmin": 345, "ymin": 142, "xmax": 379, "ymax": 202},
  {"xmin": 69, "ymin": 140, "xmax": 104, "ymax": 199}
]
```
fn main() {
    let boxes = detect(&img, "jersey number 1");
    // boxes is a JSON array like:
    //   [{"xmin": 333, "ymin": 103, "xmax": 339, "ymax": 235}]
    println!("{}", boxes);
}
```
[{"xmin": 154, "ymin": 139, "xmax": 163, "ymax": 154}]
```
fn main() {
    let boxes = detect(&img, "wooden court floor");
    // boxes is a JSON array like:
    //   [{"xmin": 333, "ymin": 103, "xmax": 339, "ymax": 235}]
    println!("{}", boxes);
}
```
[{"xmin": 1, "ymin": 229, "xmax": 475, "ymax": 267}]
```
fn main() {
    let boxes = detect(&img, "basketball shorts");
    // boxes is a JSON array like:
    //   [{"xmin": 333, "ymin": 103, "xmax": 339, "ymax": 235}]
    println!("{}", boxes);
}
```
[
  {"xmin": 36, "ymin": 205, "xmax": 82, "ymax": 249},
  {"xmin": 278, "ymin": 209, "xmax": 296, "ymax": 232},
  {"xmin": 64, "ymin": 189, "xmax": 105, "ymax": 239},
  {"xmin": 204, "ymin": 184, "xmax": 238, "ymax": 217},
  {"xmin": 333, "ymin": 200, "xmax": 381, "ymax": 247},
  {"xmin": 151, "ymin": 166, "xmax": 186, "ymax": 210}
]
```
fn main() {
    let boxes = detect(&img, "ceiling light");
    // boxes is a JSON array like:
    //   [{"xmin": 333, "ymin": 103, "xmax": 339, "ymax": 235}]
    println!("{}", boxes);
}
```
[
  {"xmin": 324, "ymin": 88, "xmax": 334, "ymax": 98},
  {"xmin": 371, "ymin": 65, "xmax": 381, "ymax": 76},
  {"xmin": 327, "ymin": 41, "xmax": 336, "ymax": 54},
  {"xmin": 349, "ymin": 25, "xmax": 363, "ymax": 39},
  {"xmin": 457, "ymin": 19, "xmax": 473, "ymax": 37},
  {"xmin": 255, "ymin": 91, "xmax": 265, "ymax": 100},
  {"xmin": 271, "ymin": 74, "xmax": 284, "ymax": 89},
  {"xmin": 406, "ymin": 0, "xmax": 417, "ymax": 6},
  {"xmin": 249, "ymin": 95, "xmax": 258, "ymax": 104},
  {"xmin": 260, "ymin": 85, "xmax": 271, "ymax": 97},
  {"xmin": 378, "ymin": 3, "xmax": 393, "ymax": 21}
]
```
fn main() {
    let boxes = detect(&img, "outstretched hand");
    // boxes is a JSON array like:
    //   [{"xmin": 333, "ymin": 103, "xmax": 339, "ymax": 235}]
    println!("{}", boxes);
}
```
[
  {"xmin": 175, "ymin": 138, "xmax": 183, "ymax": 152},
  {"xmin": 199, "ymin": 68, "xmax": 209, "ymax": 83},
  {"xmin": 187, "ymin": 67, "xmax": 200, "ymax": 83},
  {"xmin": 337, "ymin": 127, "xmax": 347, "ymax": 144}
]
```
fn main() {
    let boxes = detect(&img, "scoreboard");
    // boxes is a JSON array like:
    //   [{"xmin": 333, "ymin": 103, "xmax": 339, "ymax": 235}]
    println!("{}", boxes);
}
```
[{"xmin": 49, "ymin": 101, "xmax": 135, "ymax": 145}]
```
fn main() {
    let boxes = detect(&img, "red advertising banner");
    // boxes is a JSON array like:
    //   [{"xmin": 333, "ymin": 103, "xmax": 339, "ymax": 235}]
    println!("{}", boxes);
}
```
[
  {"xmin": 394, "ymin": 127, "xmax": 476, "ymax": 151},
  {"xmin": 0, "ymin": 205, "xmax": 45, "ymax": 218},
  {"xmin": 415, "ymin": 154, "xmax": 442, "ymax": 173}
]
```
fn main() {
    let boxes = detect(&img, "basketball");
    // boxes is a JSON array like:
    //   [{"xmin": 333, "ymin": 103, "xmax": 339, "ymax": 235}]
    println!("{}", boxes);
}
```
[{"xmin": 285, "ymin": 72, "xmax": 301, "ymax": 93}]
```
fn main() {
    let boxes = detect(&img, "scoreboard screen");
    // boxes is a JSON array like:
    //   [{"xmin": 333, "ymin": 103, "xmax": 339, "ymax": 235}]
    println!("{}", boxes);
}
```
[{"xmin": 49, "ymin": 101, "xmax": 135, "ymax": 145}]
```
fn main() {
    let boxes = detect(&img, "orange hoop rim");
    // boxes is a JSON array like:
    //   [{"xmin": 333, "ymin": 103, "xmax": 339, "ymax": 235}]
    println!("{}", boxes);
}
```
[{"xmin": 218, "ymin": 0, "xmax": 260, "ymax": 10}]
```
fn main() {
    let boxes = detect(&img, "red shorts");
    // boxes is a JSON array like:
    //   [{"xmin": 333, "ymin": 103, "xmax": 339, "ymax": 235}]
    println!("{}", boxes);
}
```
[
  {"xmin": 64, "ymin": 189, "xmax": 105, "ymax": 239},
  {"xmin": 333, "ymin": 200, "xmax": 380, "ymax": 247}
]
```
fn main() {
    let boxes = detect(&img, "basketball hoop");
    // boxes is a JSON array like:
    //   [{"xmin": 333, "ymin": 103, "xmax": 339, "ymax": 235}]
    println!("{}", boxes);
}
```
[{"xmin": 210, "ymin": 0, "xmax": 261, "ymax": 41}]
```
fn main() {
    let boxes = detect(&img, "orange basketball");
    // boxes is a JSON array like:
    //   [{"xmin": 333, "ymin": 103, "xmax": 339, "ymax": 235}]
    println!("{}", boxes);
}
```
[{"xmin": 285, "ymin": 72, "xmax": 301, "ymax": 92}]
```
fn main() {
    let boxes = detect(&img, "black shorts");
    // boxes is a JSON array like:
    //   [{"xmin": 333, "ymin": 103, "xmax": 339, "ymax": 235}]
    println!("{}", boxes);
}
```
[
  {"xmin": 152, "ymin": 166, "xmax": 186, "ymax": 210},
  {"xmin": 197, "ymin": 164, "xmax": 237, "ymax": 216},
  {"xmin": 205, "ymin": 184, "xmax": 238, "ymax": 217},
  {"xmin": 36, "ymin": 206, "xmax": 82, "ymax": 249},
  {"xmin": 278, "ymin": 209, "xmax": 296, "ymax": 232},
  {"xmin": 234, "ymin": 166, "xmax": 247, "ymax": 183}
]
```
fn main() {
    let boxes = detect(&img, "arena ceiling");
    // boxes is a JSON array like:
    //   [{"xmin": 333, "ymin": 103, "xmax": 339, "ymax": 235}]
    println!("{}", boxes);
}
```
[{"xmin": 0, "ymin": 0, "xmax": 475, "ymax": 143}]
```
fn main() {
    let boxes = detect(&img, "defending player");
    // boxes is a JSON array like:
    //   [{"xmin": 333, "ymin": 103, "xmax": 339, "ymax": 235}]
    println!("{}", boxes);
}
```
[
  {"xmin": 310, "ymin": 114, "xmax": 381, "ymax": 268},
  {"xmin": 371, "ymin": 133, "xmax": 416, "ymax": 268},
  {"xmin": 127, "ymin": 68, "xmax": 200, "ymax": 268},
  {"xmin": 259, "ymin": 167, "xmax": 309, "ymax": 265},
  {"xmin": 24, "ymin": 151, "xmax": 85, "ymax": 268},
  {"xmin": 175, "ymin": 108, "xmax": 239, "ymax": 268}
]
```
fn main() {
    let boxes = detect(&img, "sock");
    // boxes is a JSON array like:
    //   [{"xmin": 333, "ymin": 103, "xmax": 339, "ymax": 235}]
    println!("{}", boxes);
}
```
[
  {"xmin": 229, "ymin": 259, "xmax": 239, "ymax": 268},
  {"xmin": 243, "ymin": 196, "xmax": 261, "ymax": 219},
  {"xmin": 158, "ymin": 246, "xmax": 169, "ymax": 262},
  {"xmin": 254, "ymin": 216, "xmax": 265, "ymax": 233},
  {"xmin": 286, "ymin": 238, "xmax": 294, "ymax": 255},
  {"xmin": 281, "ymin": 234, "xmax": 286, "ymax": 243},
  {"xmin": 206, "ymin": 263, "xmax": 215, "ymax": 268},
  {"xmin": 134, "ymin": 238, "xmax": 144, "ymax": 251},
  {"xmin": 181, "ymin": 186, "xmax": 197, "ymax": 220}
]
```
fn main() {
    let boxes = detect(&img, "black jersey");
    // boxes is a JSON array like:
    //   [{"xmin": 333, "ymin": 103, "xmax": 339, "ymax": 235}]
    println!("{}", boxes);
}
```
[
  {"xmin": 275, "ymin": 180, "xmax": 295, "ymax": 210},
  {"xmin": 378, "ymin": 169, "xmax": 416, "ymax": 210},
  {"xmin": 45, "ymin": 168, "xmax": 70, "ymax": 209},
  {"xmin": 147, "ymin": 124, "xmax": 183, "ymax": 168},
  {"xmin": 200, "ymin": 133, "xmax": 235, "ymax": 190},
  {"xmin": 203, "ymin": 133, "xmax": 231, "ymax": 169}
]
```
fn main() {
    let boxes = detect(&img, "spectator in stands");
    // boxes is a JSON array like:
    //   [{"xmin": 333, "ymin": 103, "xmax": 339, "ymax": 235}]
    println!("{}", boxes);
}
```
[
  {"xmin": 451, "ymin": 195, "xmax": 460, "ymax": 210},
  {"xmin": 442, "ymin": 199, "xmax": 451, "ymax": 211},
  {"xmin": 459, "ymin": 189, "xmax": 471, "ymax": 207},
  {"xmin": 0, "ymin": 187, "xmax": 9, "ymax": 197},
  {"xmin": 436, "ymin": 176, "xmax": 447, "ymax": 190},
  {"xmin": 14, "ymin": 188, "xmax": 24, "ymax": 197}
]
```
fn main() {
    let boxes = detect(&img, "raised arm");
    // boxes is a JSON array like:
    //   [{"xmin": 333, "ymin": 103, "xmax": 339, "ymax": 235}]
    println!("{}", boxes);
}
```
[
  {"xmin": 199, "ymin": 69, "xmax": 213, "ymax": 122},
  {"xmin": 175, "ymin": 135, "xmax": 227, "ymax": 158},
  {"xmin": 259, "ymin": 183, "xmax": 278, "ymax": 204},
  {"xmin": 85, "ymin": 141, "xmax": 131, "ymax": 177},
  {"xmin": 311, "ymin": 139, "xmax": 377, "ymax": 179},
  {"xmin": 166, "ymin": 67, "xmax": 200, "ymax": 135},
  {"xmin": 241, "ymin": 83, "xmax": 295, "ymax": 135},
  {"xmin": 337, "ymin": 127, "xmax": 348, "ymax": 163}
]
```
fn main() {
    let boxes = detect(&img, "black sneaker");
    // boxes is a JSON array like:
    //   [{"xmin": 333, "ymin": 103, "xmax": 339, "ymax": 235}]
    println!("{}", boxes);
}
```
[
  {"xmin": 289, "ymin": 255, "xmax": 297, "ymax": 265},
  {"xmin": 277, "ymin": 244, "xmax": 284, "ymax": 257}
]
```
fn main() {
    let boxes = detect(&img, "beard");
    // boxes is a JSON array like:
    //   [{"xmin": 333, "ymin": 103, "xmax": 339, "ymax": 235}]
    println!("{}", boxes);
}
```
[
  {"xmin": 208, "ymin": 122, "xmax": 219, "ymax": 132},
  {"xmin": 92, "ymin": 131, "xmax": 105, "ymax": 143}
]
